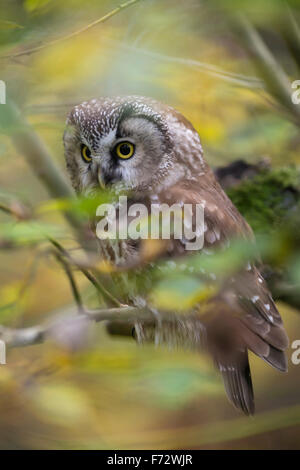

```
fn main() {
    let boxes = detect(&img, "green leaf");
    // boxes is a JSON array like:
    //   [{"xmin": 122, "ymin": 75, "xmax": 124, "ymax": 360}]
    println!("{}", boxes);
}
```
[
  {"xmin": 0, "ymin": 221, "xmax": 67, "ymax": 244},
  {"xmin": 38, "ymin": 192, "xmax": 117, "ymax": 219},
  {"xmin": 149, "ymin": 274, "xmax": 215, "ymax": 312}
]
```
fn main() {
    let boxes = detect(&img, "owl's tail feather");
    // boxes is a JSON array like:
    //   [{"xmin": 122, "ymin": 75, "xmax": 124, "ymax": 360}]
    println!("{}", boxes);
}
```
[
  {"xmin": 107, "ymin": 316, "xmax": 256, "ymax": 415},
  {"xmin": 217, "ymin": 351, "xmax": 254, "ymax": 415},
  {"xmin": 106, "ymin": 310, "xmax": 285, "ymax": 416}
]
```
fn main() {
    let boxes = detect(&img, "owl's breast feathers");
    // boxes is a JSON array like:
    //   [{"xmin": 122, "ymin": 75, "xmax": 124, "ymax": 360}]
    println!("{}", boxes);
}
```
[{"xmin": 97, "ymin": 174, "xmax": 288, "ymax": 415}]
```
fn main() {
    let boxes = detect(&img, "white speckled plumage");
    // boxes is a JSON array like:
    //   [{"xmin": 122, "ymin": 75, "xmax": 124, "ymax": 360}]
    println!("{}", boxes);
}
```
[{"xmin": 64, "ymin": 95, "xmax": 289, "ymax": 416}]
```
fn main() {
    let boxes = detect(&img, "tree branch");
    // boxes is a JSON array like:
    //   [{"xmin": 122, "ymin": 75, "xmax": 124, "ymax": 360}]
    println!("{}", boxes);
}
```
[
  {"xmin": 0, "ymin": 305, "xmax": 149, "ymax": 348},
  {"xmin": 0, "ymin": 195, "xmax": 123, "ymax": 308},
  {"xmin": 236, "ymin": 15, "xmax": 300, "ymax": 126},
  {"xmin": 3, "ymin": 102, "xmax": 76, "ymax": 215},
  {"xmin": 0, "ymin": 303, "xmax": 210, "ymax": 354},
  {"xmin": 0, "ymin": 324, "xmax": 46, "ymax": 348},
  {"xmin": 48, "ymin": 237, "xmax": 123, "ymax": 307},
  {"xmin": 0, "ymin": 0, "xmax": 143, "ymax": 60},
  {"xmin": 54, "ymin": 251, "xmax": 84, "ymax": 313},
  {"xmin": 103, "ymin": 38, "xmax": 263, "ymax": 88}
]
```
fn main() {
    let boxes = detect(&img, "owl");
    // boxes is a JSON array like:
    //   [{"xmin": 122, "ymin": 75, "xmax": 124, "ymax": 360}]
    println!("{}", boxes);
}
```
[{"xmin": 64, "ymin": 96, "xmax": 289, "ymax": 415}]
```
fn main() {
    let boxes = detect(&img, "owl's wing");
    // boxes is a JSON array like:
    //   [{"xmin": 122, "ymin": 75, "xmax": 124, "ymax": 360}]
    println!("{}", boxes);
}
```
[{"xmin": 146, "ymin": 177, "xmax": 288, "ymax": 414}]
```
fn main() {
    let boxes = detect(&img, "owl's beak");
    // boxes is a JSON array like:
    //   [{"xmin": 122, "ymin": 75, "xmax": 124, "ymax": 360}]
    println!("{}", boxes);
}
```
[{"xmin": 97, "ymin": 167, "xmax": 106, "ymax": 190}]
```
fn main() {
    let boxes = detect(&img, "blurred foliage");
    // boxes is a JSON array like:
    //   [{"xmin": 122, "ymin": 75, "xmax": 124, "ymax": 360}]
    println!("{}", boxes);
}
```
[
  {"xmin": 0, "ymin": 0, "xmax": 300, "ymax": 451},
  {"xmin": 0, "ymin": 220, "xmax": 67, "ymax": 244}
]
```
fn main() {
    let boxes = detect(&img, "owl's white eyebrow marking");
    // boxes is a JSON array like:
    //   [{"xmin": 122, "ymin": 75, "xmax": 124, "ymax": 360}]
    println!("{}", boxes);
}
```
[{"xmin": 99, "ymin": 129, "xmax": 117, "ymax": 147}]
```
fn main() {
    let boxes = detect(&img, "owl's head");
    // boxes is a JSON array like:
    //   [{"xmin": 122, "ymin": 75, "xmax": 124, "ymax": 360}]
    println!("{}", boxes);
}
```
[{"xmin": 64, "ymin": 96, "xmax": 205, "ymax": 195}]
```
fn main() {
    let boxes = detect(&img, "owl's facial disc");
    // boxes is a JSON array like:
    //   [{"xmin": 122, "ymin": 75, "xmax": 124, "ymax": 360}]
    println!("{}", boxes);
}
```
[
  {"xmin": 64, "ymin": 98, "xmax": 175, "ymax": 195},
  {"xmin": 79, "ymin": 116, "xmax": 168, "ymax": 192}
]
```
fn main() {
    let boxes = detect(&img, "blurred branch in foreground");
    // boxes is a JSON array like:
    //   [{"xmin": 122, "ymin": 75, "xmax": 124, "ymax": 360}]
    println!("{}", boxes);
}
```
[
  {"xmin": 281, "ymin": 6, "xmax": 300, "ymax": 70},
  {"xmin": 0, "ymin": 305, "xmax": 206, "ymax": 352},
  {"xmin": 103, "ymin": 38, "xmax": 263, "ymax": 89},
  {"xmin": 0, "ymin": 306, "xmax": 143, "ymax": 349},
  {"xmin": 0, "ymin": 0, "xmax": 143, "ymax": 60},
  {"xmin": 0, "ymin": 99, "xmax": 125, "ymax": 306},
  {"xmin": 0, "ymin": 102, "xmax": 74, "ymax": 211},
  {"xmin": 236, "ymin": 12, "xmax": 300, "ymax": 127}
]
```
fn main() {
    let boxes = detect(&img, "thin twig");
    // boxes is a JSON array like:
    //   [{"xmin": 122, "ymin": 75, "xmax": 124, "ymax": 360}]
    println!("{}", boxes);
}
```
[
  {"xmin": 0, "ymin": 202, "xmax": 12, "ymax": 216},
  {"xmin": 85, "ymin": 306, "xmax": 149, "ymax": 322},
  {"xmin": 236, "ymin": 14, "xmax": 300, "ymax": 125},
  {"xmin": 0, "ymin": 0, "xmax": 143, "ymax": 60},
  {"xmin": 0, "ymin": 201, "xmax": 32, "ymax": 220},
  {"xmin": 0, "ymin": 193, "xmax": 122, "ymax": 308},
  {"xmin": 284, "ymin": 6, "xmax": 300, "ymax": 68},
  {"xmin": 48, "ymin": 237, "xmax": 122, "ymax": 307},
  {"xmin": 104, "ymin": 38, "xmax": 263, "ymax": 88},
  {"xmin": 54, "ymin": 251, "xmax": 84, "ymax": 313}
]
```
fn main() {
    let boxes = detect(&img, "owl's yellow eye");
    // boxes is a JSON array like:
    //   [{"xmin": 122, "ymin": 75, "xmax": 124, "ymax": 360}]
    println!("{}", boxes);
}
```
[
  {"xmin": 115, "ymin": 141, "xmax": 135, "ymax": 160},
  {"xmin": 81, "ymin": 144, "xmax": 92, "ymax": 163}
]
